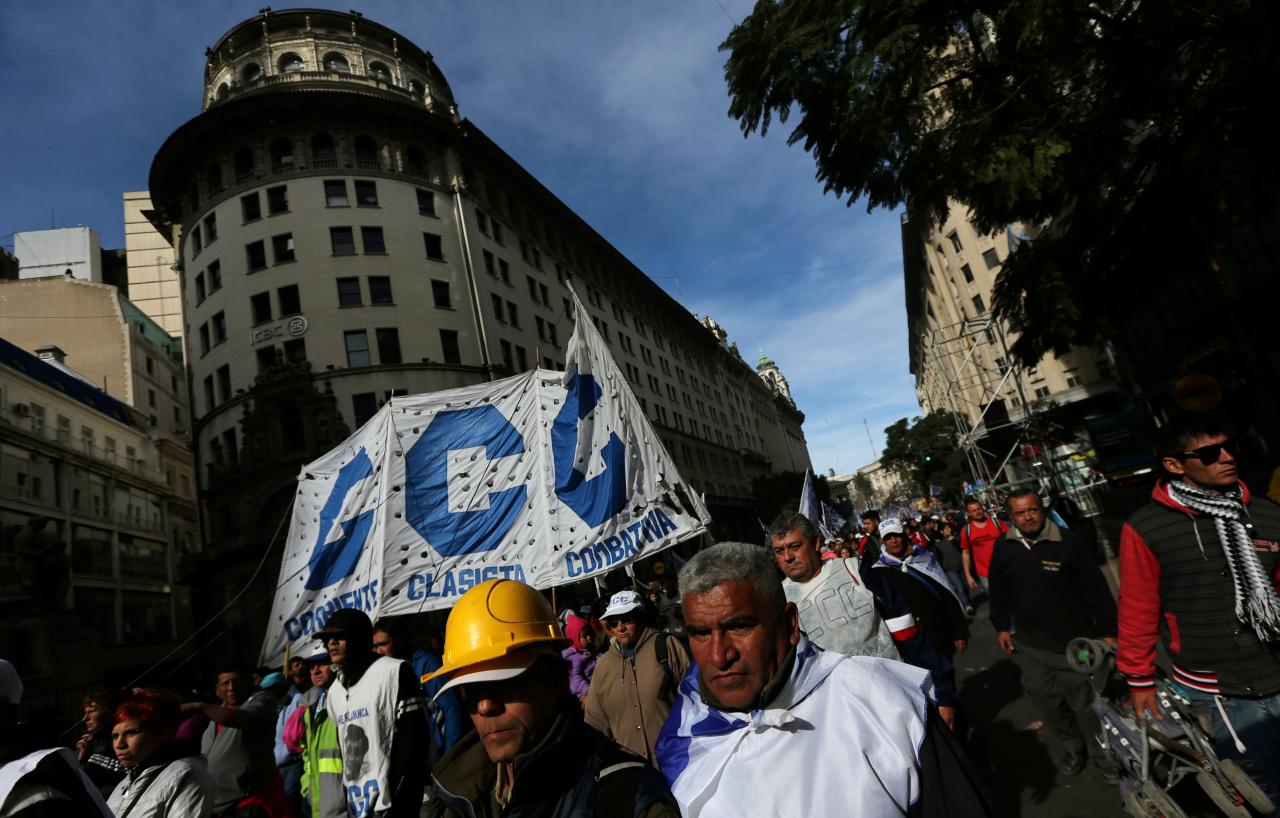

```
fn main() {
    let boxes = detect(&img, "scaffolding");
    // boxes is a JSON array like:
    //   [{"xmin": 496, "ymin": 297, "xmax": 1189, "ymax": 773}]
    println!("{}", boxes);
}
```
[{"xmin": 918, "ymin": 312, "xmax": 1049, "ymax": 499}]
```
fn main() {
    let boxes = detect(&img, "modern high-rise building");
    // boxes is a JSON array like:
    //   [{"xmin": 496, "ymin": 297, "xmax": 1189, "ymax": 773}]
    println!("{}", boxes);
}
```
[
  {"xmin": 144, "ymin": 9, "xmax": 811, "ymax": 646},
  {"xmin": 124, "ymin": 192, "xmax": 182, "ymax": 338},
  {"xmin": 902, "ymin": 201, "xmax": 1121, "ymax": 490}
]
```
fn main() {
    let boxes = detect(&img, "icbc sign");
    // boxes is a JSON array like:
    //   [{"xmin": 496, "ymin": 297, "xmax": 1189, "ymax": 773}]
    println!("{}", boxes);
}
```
[{"xmin": 250, "ymin": 315, "xmax": 308, "ymax": 345}]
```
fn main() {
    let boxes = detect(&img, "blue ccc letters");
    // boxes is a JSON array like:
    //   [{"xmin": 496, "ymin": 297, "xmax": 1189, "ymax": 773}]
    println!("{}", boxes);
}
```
[
  {"xmin": 551, "ymin": 372, "xmax": 628, "ymax": 527},
  {"xmin": 306, "ymin": 448, "xmax": 375, "ymax": 590}
]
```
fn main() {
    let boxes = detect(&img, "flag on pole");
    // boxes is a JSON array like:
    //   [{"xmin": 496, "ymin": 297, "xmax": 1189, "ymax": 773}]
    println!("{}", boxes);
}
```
[
  {"xmin": 820, "ymin": 502, "xmax": 848, "ymax": 537},
  {"xmin": 929, "ymin": 484, "xmax": 944, "ymax": 497},
  {"xmin": 799, "ymin": 469, "xmax": 832, "ymax": 540}
]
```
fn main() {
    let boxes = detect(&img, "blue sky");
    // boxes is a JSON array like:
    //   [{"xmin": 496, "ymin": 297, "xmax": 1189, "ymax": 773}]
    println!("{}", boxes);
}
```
[{"xmin": 0, "ymin": 0, "xmax": 922, "ymax": 475}]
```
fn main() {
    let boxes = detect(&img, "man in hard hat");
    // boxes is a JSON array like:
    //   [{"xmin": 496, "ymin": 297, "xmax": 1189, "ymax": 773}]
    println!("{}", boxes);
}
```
[
  {"xmin": 313, "ymin": 607, "xmax": 429, "ymax": 818},
  {"xmin": 424, "ymin": 579, "xmax": 680, "ymax": 817}
]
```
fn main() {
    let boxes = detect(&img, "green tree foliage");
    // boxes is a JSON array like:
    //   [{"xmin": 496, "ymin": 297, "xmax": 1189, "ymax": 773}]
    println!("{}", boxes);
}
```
[
  {"xmin": 880, "ymin": 412, "xmax": 967, "ymax": 500},
  {"xmin": 722, "ymin": 0, "xmax": 1279, "ymax": 363}
]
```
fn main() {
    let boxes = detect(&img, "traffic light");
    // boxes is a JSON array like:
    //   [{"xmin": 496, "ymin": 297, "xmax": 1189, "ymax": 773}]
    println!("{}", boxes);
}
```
[{"xmin": 920, "ymin": 449, "xmax": 935, "ymax": 464}]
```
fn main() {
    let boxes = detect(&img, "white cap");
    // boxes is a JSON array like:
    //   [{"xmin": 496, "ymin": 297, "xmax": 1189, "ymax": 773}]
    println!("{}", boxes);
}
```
[
  {"xmin": 602, "ymin": 590, "xmax": 643, "ymax": 620},
  {"xmin": 0, "ymin": 659, "xmax": 22, "ymax": 706},
  {"xmin": 878, "ymin": 518, "xmax": 905, "ymax": 538}
]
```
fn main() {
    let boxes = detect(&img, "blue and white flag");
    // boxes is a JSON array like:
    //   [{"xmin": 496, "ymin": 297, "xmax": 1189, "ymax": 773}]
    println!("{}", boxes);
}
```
[
  {"xmin": 261, "ymin": 287, "xmax": 711, "ymax": 662},
  {"xmin": 798, "ymin": 468, "xmax": 831, "ymax": 540},
  {"xmin": 820, "ymin": 502, "xmax": 848, "ymax": 537}
]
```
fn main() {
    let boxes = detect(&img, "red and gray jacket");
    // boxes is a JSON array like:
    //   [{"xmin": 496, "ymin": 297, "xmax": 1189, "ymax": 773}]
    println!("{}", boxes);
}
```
[{"xmin": 1118, "ymin": 480, "xmax": 1280, "ymax": 697}]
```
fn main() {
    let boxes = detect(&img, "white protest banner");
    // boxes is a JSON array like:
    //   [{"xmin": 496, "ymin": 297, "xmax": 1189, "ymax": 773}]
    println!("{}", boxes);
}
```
[{"xmin": 261, "ymin": 289, "xmax": 711, "ymax": 662}]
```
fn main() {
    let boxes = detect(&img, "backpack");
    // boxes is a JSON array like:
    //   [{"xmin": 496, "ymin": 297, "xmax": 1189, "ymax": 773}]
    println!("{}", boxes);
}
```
[{"xmin": 653, "ymin": 632, "xmax": 681, "ymax": 703}]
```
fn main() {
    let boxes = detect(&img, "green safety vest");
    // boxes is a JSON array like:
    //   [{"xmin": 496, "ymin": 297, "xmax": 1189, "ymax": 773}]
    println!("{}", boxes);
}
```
[{"xmin": 301, "ymin": 701, "xmax": 344, "ymax": 818}]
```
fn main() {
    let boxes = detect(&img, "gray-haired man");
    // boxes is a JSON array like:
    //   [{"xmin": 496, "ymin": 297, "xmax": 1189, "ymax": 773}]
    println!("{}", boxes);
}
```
[{"xmin": 654, "ymin": 542, "xmax": 990, "ymax": 818}]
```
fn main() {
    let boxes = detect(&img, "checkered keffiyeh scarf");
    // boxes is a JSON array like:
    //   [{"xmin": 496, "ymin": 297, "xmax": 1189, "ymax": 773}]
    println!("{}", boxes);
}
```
[{"xmin": 1167, "ymin": 480, "xmax": 1280, "ymax": 642}]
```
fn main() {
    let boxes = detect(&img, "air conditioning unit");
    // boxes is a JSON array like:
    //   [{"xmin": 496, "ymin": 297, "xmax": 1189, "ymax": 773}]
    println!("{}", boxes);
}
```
[{"xmin": 13, "ymin": 403, "xmax": 30, "ymax": 417}]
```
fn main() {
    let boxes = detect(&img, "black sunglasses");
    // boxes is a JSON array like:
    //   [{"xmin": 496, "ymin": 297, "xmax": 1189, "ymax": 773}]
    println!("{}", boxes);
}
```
[{"xmin": 1175, "ymin": 439, "xmax": 1234, "ymax": 464}]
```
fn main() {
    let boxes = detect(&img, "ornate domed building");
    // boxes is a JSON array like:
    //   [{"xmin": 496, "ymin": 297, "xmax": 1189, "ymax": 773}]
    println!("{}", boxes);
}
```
[{"xmin": 148, "ymin": 9, "xmax": 812, "ymax": 647}]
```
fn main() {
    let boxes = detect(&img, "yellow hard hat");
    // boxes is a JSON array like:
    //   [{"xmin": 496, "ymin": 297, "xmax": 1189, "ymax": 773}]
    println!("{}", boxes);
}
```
[{"xmin": 422, "ymin": 579, "xmax": 569, "ymax": 695}]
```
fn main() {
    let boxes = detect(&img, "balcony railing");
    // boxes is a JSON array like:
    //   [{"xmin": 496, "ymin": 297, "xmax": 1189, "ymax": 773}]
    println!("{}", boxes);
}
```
[
  {"xmin": 0, "ymin": 405, "xmax": 168, "ymax": 484},
  {"xmin": 213, "ymin": 70, "xmax": 422, "ymax": 108}
]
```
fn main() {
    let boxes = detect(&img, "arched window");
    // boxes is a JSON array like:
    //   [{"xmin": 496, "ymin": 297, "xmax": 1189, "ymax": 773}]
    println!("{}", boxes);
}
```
[
  {"xmin": 406, "ymin": 146, "xmax": 427, "ymax": 176},
  {"xmin": 278, "ymin": 53, "xmax": 305, "ymax": 74},
  {"xmin": 354, "ymin": 134, "xmax": 379, "ymax": 170},
  {"xmin": 216, "ymin": 83, "xmax": 230, "ymax": 101},
  {"xmin": 233, "ymin": 148, "xmax": 254, "ymax": 181},
  {"xmin": 280, "ymin": 405, "xmax": 306, "ymax": 451},
  {"xmin": 270, "ymin": 138, "xmax": 295, "ymax": 171},
  {"xmin": 408, "ymin": 80, "xmax": 425, "ymax": 101},
  {"xmin": 366, "ymin": 61, "xmax": 392, "ymax": 82},
  {"xmin": 206, "ymin": 163, "xmax": 223, "ymax": 193},
  {"xmin": 311, "ymin": 132, "xmax": 337, "ymax": 168},
  {"xmin": 241, "ymin": 63, "xmax": 262, "ymax": 84},
  {"xmin": 322, "ymin": 52, "xmax": 350, "ymax": 73}
]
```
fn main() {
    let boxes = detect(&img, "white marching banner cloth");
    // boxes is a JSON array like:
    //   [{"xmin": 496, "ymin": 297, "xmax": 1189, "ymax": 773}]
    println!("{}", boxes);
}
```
[{"xmin": 261, "ymin": 288, "xmax": 711, "ymax": 662}]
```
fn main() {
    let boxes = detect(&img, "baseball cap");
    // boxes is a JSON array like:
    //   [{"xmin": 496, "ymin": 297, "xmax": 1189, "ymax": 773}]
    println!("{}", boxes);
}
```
[
  {"xmin": 312, "ymin": 607, "xmax": 373, "ymax": 640},
  {"xmin": 304, "ymin": 651, "xmax": 331, "ymax": 665},
  {"xmin": 602, "ymin": 590, "xmax": 643, "ymax": 620},
  {"xmin": 260, "ymin": 672, "xmax": 287, "ymax": 690},
  {"xmin": 878, "ymin": 518, "xmax": 905, "ymax": 538}
]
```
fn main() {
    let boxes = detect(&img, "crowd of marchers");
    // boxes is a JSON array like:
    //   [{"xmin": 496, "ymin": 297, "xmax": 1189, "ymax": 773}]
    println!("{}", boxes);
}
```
[{"xmin": 1, "ymin": 415, "xmax": 1278, "ymax": 817}]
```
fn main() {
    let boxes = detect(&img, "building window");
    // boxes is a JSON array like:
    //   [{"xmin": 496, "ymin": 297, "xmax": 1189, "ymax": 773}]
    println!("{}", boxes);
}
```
[
  {"xmin": 506, "ymin": 301, "xmax": 519, "ymax": 328},
  {"xmin": 199, "ymin": 324, "xmax": 210, "ymax": 356},
  {"xmin": 312, "ymin": 132, "xmax": 337, "ymax": 167},
  {"xmin": 971, "ymin": 294, "xmax": 986, "ymax": 314},
  {"xmin": 1066, "ymin": 375, "xmax": 1082, "ymax": 388},
  {"xmin": 982, "ymin": 248, "xmax": 1000, "ymax": 269},
  {"xmin": 491, "ymin": 294, "xmax": 505, "ymax": 322},
  {"xmin": 369, "ymin": 276, "xmax": 393, "ymax": 305},
  {"xmin": 324, "ymin": 180, "xmax": 348, "ymax": 207},
  {"xmin": 1034, "ymin": 386, "xmax": 1051, "ymax": 399},
  {"xmin": 483, "ymin": 250, "xmax": 496, "ymax": 277},
  {"xmin": 376, "ymin": 328, "xmax": 402, "ymax": 364},
  {"xmin": 406, "ymin": 144, "xmax": 427, "ymax": 174},
  {"xmin": 322, "ymin": 52, "xmax": 350, "ymax": 73},
  {"xmin": 492, "ymin": 221, "xmax": 504, "ymax": 245},
  {"xmin": 242, "ymin": 63, "xmax": 262, "ymax": 83},
  {"xmin": 190, "ymin": 224, "xmax": 202, "ymax": 256},
  {"xmin": 431, "ymin": 279, "xmax": 452, "ymax": 308},
  {"xmin": 352, "ymin": 393, "xmax": 378, "ymax": 427},
  {"xmin": 270, "ymin": 138, "xmax": 295, "ymax": 172},
  {"xmin": 283, "ymin": 338, "xmax": 307, "ymax": 363},
  {"xmin": 337, "ymin": 277, "xmax": 362, "ymax": 307},
  {"xmin": 203, "ymin": 375, "xmax": 215, "ymax": 409},
  {"xmin": 251, "ymin": 292, "xmax": 272, "ymax": 324},
  {"xmin": 417, "ymin": 189, "xmax": 436, "ymax": 216},
  {"xmin": 344, "ymin": 330, "xmax": 371, "ymax": 367},
  {"xmin": 354, "ymin": 134, "xmax": 380, "ymax": 170},
  {"xmin": 960, "ymin": 263, "xmax": 974, "ymax": 283},
  {"xmin": 241, "ymin": 193, "xmax": 261, "ymax": 223},
  {"xmin": 246, "ymin": 240, "xmax": 267, "ymax": 271},
  {"xmin": 278, "ymin": 52, "xmax": 305, "ymax": 73},
  {"xmin": 476, "ymin": 210, "xmax": 490, "ymax": 235},
  {"xmin": 216, "ymin": 364, "xmax": 231, "ymax": 402},
  {"xmin": 256, "ymin": 346, "xmax": 277, "ymax": 373},
  {"xmin": 515, "ymin": 345, "xmax": 528, "ymax": 371},
  {"xmin": 266, "ymin": 185, "xmax": 289, "ymax": 214},
  {"xmin": 424, "ymin": 232, "xmax": 444, "ymax": 260},
  {"xmin": 234, "ymin": 147, "xmax": 254, "ymax": 181},
  {"xmin": 499, "ymin": 339, "xmax": 514, "ymax": 370},
  {"xmin": 367, "ymin": 61, "xmax": 392, "ymax": 81},
  {"xmin": 195, "ymin": 273, "xmax": 206, "ymax": 304},
  {"xmin": 212, "ymin": 311, "xmax": 227, "ymax": 344},
  {"xmin": 330, "ymin": 227, "xmax": 356, "ymax": 255},
  {"xmin": 272, "ymin": 233, "xmax": 295, "ymax": 263},
  {"xmin": 355, "ymin": 180, "xmax": 378, "ymax": 207},
  {"xmin": 278, "ymin": 284, "xmax": 301, "ymax": 316},
  {"xmin": 440, "ymin": 330, "xmax": 461, "ymax": 364},
  {"xmin": 203, "ymin": 213, "xmax": 218, "ymax": 243},
  {"xmin": 498, "ymin": 259, "xmax": 510, "ymax": 284},
  {"xmin": 208, "ymin": 260, "xmax": 222, "ymax": 292},
  {"xmin": 361, "ymin": 226, "xmax": 386, "ymax": 254},
  {"xmin": 947, "ymin": 231, "xmax": 963, "ymax": 252}
]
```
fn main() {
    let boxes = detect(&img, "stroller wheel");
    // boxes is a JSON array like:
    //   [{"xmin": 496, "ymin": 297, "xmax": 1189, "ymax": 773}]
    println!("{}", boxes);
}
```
[
  {"xmin": 1220, "ymin": 759, "xmax": 1276, "ymax": 815},
  {"xmin": 1141, "ymin": 778, "xmax": 1191, "ymax": 818},
  {"xmin": 1196, "ymin": 771, "xmax": 1250, "ymax": 818}
]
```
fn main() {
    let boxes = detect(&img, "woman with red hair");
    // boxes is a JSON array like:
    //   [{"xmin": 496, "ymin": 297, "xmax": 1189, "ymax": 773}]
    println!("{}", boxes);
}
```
[{"xmin": 107, "ymin": 689, "xmax": 214, "ymax": 818}]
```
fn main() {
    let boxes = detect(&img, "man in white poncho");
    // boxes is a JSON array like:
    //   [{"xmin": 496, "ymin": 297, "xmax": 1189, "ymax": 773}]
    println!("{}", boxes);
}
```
[{"xmin": 654, "ymin": 542, "xmax": 991, "ymax": 818}]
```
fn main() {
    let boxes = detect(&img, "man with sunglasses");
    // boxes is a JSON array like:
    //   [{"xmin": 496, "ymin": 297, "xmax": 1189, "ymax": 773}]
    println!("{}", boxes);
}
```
[
  {"xmin": 584, "ymin": 590, "xmax": 690, "ymax": 765},
  {"xmin": 313, "ymin": 607, "xmax": 430, "ymax": 818},
  {"xmin": 1119, "ymin": 417, "xmax": 1280, "ymax": 808},
  {"xmin": 424, "ymin": 579, "xmax": 679, "ymax": 817}
]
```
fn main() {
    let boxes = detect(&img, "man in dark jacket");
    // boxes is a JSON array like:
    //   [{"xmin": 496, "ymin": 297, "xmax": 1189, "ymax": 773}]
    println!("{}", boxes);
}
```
[
  {"xmin": 989, "ymin": 488, "xmax": 1117, "ymax": 777},
  {"xmin": 1119, "ymin": 418, "xmax": 1280, "ymax": 807},
  {"xmin": 425, "ymin": 578, "xmax": 679, "ymax": 818}
]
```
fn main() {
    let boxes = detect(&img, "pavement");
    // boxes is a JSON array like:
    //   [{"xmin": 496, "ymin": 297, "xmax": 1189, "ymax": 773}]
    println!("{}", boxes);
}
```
[{"xmin": 957, "ymin": 596, "xmax": 1131, "ymax": 818}]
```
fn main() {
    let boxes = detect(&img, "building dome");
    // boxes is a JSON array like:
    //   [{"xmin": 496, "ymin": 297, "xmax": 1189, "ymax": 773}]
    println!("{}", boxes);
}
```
[{"xmin": 756, "ymin": 350, "xmax": 776, "ymax": 372}]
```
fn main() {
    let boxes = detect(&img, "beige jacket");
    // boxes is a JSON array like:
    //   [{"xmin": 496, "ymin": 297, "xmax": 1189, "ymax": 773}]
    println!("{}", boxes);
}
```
[{"xmin": 584, "ymin": 627, "xmax": 690, "ymax": 765}]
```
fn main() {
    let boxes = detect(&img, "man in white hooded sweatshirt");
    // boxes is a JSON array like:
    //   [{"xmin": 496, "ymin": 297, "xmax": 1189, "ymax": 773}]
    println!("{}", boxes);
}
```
[{"xmin": 655, "ymin": 541, "xmax": 991, "ymax": 818}]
